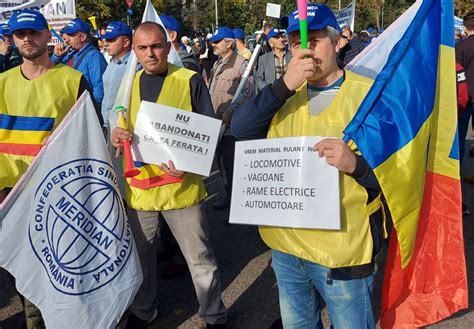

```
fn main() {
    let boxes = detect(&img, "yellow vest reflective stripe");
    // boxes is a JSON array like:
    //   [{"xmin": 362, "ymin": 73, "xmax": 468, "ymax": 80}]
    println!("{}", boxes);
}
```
[
  {"xmin": 125, "ymin": 64, "xmax": 207, "ymax": 211},
  {"xmin": 0, "ymin": 64, "xmax": 81, "ymax": 189},
  {"xmin": 262, "ymin": 70, "xmax": 382, "ymax": 268}
]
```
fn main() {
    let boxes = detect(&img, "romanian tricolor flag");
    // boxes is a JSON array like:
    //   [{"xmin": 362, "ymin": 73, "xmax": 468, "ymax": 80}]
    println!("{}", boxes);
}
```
[
  {"xmin": 0, "ymin": 114, "xmax": 54, "ymax": 189},
  {"xmin": 343, "ymin": 0, "xmax": 468, "ymax": 327}
]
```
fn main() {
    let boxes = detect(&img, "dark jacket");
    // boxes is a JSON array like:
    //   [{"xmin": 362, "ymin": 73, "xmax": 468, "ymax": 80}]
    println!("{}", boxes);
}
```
[
  {"xmin": 178, "ymin": 48, "xmax": 201, "ymax": 74},
  {"xmin": 337, "ymin": 37, "xmax": 365, "ymax": 67},
  {"xmin": 456, "ymin": 34, "xmax": 474, "ymax": 98},
  {"xmin": 0, "ymin": 47, "xmax": 22, "ymax": 73},
  {"xmin": 201, "ymin": 43, "xmax": 218, "ymax": 80}
]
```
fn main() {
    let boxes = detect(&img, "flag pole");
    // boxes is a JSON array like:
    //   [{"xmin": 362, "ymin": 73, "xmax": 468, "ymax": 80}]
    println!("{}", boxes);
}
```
[
  {"xmin": 297, "ymin": 0, "xmax": 308, "ymax": 49},
  {"xmin": 230, "ymin": 43, "xmax": 261, "ymax": 105},
  {"xmin": 114, "ymin": 106, "xmax": 140, "ymax": 178}
]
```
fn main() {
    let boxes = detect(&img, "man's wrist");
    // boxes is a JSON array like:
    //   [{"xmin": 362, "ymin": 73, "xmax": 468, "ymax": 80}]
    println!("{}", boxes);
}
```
[
  {"xmin": 272, "ymin": 77, "xmax": 295, "ymax": 101},
  {"xmin": 350, "ymin": 155, "xmax": 370, "ymax": 179}
]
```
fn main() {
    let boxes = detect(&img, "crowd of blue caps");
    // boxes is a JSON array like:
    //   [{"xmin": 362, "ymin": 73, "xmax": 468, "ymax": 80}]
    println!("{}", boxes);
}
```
[{"xmin": 0, "ymin": 3, "xmax": 349, "ymax": 44}]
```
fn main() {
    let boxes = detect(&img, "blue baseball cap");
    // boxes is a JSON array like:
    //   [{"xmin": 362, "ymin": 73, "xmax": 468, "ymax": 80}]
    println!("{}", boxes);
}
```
[
  {"xmin": 208, "ymin": 27, "xmax": 234, "ymax": 42},
  {"xmin": 8, "ymin": 9, "xmax": 48, "ymax": 33},
  {"xmin": 61, "ymin": 18, "xmax": 90, "ymax": 35},
  {"xmin": 232, "ymin": 28, "xmax": 245, "ymax": 40},
  {"xmin": 286, "ymin": 3, "xmax": 341, "ymax": 35},
  {"xmin": 1, "ymin": 24, "xmax": 12, "ymax": 36},
  {"xmin": 101, "ymin": 21, "xmax": 132, "ymax": 39},
  {"xmin": 159, "ymin": 15, "xmax": 181, "ymax": 33},
  {"xmin": 267, "ymin": 28, "xmax": 284, "ymax": 41}
]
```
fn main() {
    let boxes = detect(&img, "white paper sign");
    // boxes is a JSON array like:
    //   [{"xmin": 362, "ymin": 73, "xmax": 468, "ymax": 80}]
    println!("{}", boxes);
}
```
[
  {"xmin": 333, "ymin": 2, "xmax": 355, "ymax": 31},
  {"xmin": 41, "ymin": 0, "xmax": 76, "ymax": 44},
  {"xmin": 0, "ymin": 0, "xmax": 49, "ymax": 21},
  {"xmin": 454, "ymin": 15, "xmax": 464, "ymax": 32},
  {"xmin": 1, "ymin": 0, "xmax": 76, "ymax": 33},
  {"xmin": 266, "ymin": 3, "xmax": 281, "ymax": 18},
  {"xmin": 132, "ymin": 101, "xmax": 222, "ymax": 176},
  {"xmin": 229, "ymin": 137, "xmax": 340, "ymax": 229}
]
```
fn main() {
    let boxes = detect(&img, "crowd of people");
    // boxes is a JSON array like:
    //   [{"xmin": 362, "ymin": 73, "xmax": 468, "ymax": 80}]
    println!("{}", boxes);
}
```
[{"xmin": 0, "ymin": 2, "xmax": 473, "ymax": 329}]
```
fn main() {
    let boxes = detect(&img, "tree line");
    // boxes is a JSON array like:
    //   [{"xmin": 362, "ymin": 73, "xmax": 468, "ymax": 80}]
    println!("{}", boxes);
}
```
[{"xmin": 76, "ymin": 0, "xmax": 472, "ymax": 37}]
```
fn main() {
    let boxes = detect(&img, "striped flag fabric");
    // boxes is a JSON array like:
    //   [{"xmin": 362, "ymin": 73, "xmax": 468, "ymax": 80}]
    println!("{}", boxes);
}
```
[
  {"xmin": 342, "ymin": 0, "xmax": 468, "ymax": 327},
  {"xmin": 0, "ymin": 114, "xmax": 53, "ymax": 156},
  {"xmin": 0, "ymin": 114, "xmax": 56, "ymax": 189}
]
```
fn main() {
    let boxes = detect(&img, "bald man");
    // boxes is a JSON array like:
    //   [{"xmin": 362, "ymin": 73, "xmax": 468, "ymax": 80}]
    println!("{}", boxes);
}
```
[{"xmin": 111, "ymin": 22, "xmax": 227, "ymax": 328}]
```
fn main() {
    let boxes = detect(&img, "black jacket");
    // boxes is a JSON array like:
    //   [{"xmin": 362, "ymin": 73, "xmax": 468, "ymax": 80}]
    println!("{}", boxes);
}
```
[{"xmin": 0, "ymin": 47, "xmax": 22, "ymax": 73}]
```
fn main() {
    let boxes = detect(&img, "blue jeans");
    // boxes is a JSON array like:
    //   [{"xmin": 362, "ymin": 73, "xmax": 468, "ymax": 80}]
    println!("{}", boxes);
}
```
[{"xmin": 272, "ymin": 250, "xmax": 375, "ymax": 329}]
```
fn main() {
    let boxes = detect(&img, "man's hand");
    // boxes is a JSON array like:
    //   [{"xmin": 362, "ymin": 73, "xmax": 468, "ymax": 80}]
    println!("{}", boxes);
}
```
[
  {"xmin": 338, "ymin": 36, "xmax": 349, "ymax": 50},
  {"xmin": 53, "ymin": 43, "xmax": 69, "ymax": 57},
  {"xmin": 159, "ymin": 160, "xmax": 184, "ymax": 178},
  {"xmin": 283, "ymin": 48, "xmax": 317, "ymax": 91},
  {"xmin": 111, "ymin": 127, "xmax": 131, "ymax": 149},
  {"xmin": 0, "ymin": 41, "xmax": 11, "ymax": 56},
  {"xmin": 314, "ymin": 138, "xmax": 356, "ymax": 174}
]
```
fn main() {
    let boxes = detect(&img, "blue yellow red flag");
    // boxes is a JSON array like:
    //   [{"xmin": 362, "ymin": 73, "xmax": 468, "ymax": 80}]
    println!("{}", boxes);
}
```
[
  {"xmin": 0, "ymin": 114, "xmax": 54, "ymax": 156},
  {"xmin": 343, "ymin": 0, "xmax": 467, "ymax": 327},
  {"xmin": 0, "ymin": 114, "xmax": 56, "ymax": 189}
]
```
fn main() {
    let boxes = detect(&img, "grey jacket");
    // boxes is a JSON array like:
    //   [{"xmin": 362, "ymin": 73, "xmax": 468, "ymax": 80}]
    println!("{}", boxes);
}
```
[
  {"xmin": 178, "ymin": 48, "xmax": 201, "ymax": 74},
  {"xmin": 255, "ymin": 50, "xmax": 292, "ymax": 91}
]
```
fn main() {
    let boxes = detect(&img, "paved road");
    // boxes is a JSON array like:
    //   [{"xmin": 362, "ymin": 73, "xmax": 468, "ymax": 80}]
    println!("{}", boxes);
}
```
[{"xmin": 2, "ymin": 147, "xmax": 474, "ymax": 328}]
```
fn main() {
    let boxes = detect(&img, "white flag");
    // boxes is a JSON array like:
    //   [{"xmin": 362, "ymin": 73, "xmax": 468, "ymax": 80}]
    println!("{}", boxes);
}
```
[{"xmin": 0, "ymin": 92, "xmax": 142, "ymax": 329}]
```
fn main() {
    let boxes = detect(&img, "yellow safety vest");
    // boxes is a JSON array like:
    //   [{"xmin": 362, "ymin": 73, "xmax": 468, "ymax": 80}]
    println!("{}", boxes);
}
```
[
  {"xmin": 0, "ymin": 64, "xmax": 81, "ymax": 189},
  {"xmin": 125, "ymin": 64, "xmax": 207, "ymax": 211},
  {"xmin": 262, "ymin": 71, "xmax": 382, "ymax": 268}
]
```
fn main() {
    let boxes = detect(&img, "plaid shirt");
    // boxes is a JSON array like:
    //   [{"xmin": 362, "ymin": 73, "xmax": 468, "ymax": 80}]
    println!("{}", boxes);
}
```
[{"xmin": 274, "ymin": 53, "xmax": 287, "ymax": 79}]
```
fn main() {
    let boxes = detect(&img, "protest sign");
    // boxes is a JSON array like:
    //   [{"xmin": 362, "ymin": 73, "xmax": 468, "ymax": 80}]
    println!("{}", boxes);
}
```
[
  {"xmin": 0, "ymin": 0, "xmax": 76, "ymax": 44},
  {"xmin": 333, "ymin": 1, "xmax": 355, "ymax": 31},
  {"xmin": 132, "ymin": 101, "xmax": 222, "ymax": 177},
  {"xmin": 266, "ymin": 3, "xmax": 281, "ymax": 18},
  {"xmin": 455, "ymin": 15, "xmax": 463, "ymax": 32},
  {"xmin": 42, "ymin": 0, "xmax": 76, "ymax": 44},
  {"xmin": 0, "ymin": 0, "xmax": 49, "ymax": 22},
  {"xmin": 229, "ymin": 137, "xmax": 340, "ymax": 229}
]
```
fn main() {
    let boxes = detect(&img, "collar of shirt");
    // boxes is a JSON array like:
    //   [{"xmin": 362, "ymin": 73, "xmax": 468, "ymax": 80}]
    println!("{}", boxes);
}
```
[
  {"xmin": 110, "ymin": 50, "xmax": 131, "ymax": 65},
  {"xmin": 74, "ymin": 42, "xmax": 93, "ymax": 57},
  {"xmin": 273, "ymin": 49, "xmax": 287, "ymax": 57},
  {"xmin": 219, "ymin": 51, "xmax": 236, "ymax": 65},
  {"xmin": 308, "ymin": 74, "xmax": 344, "ymax": 92}
]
